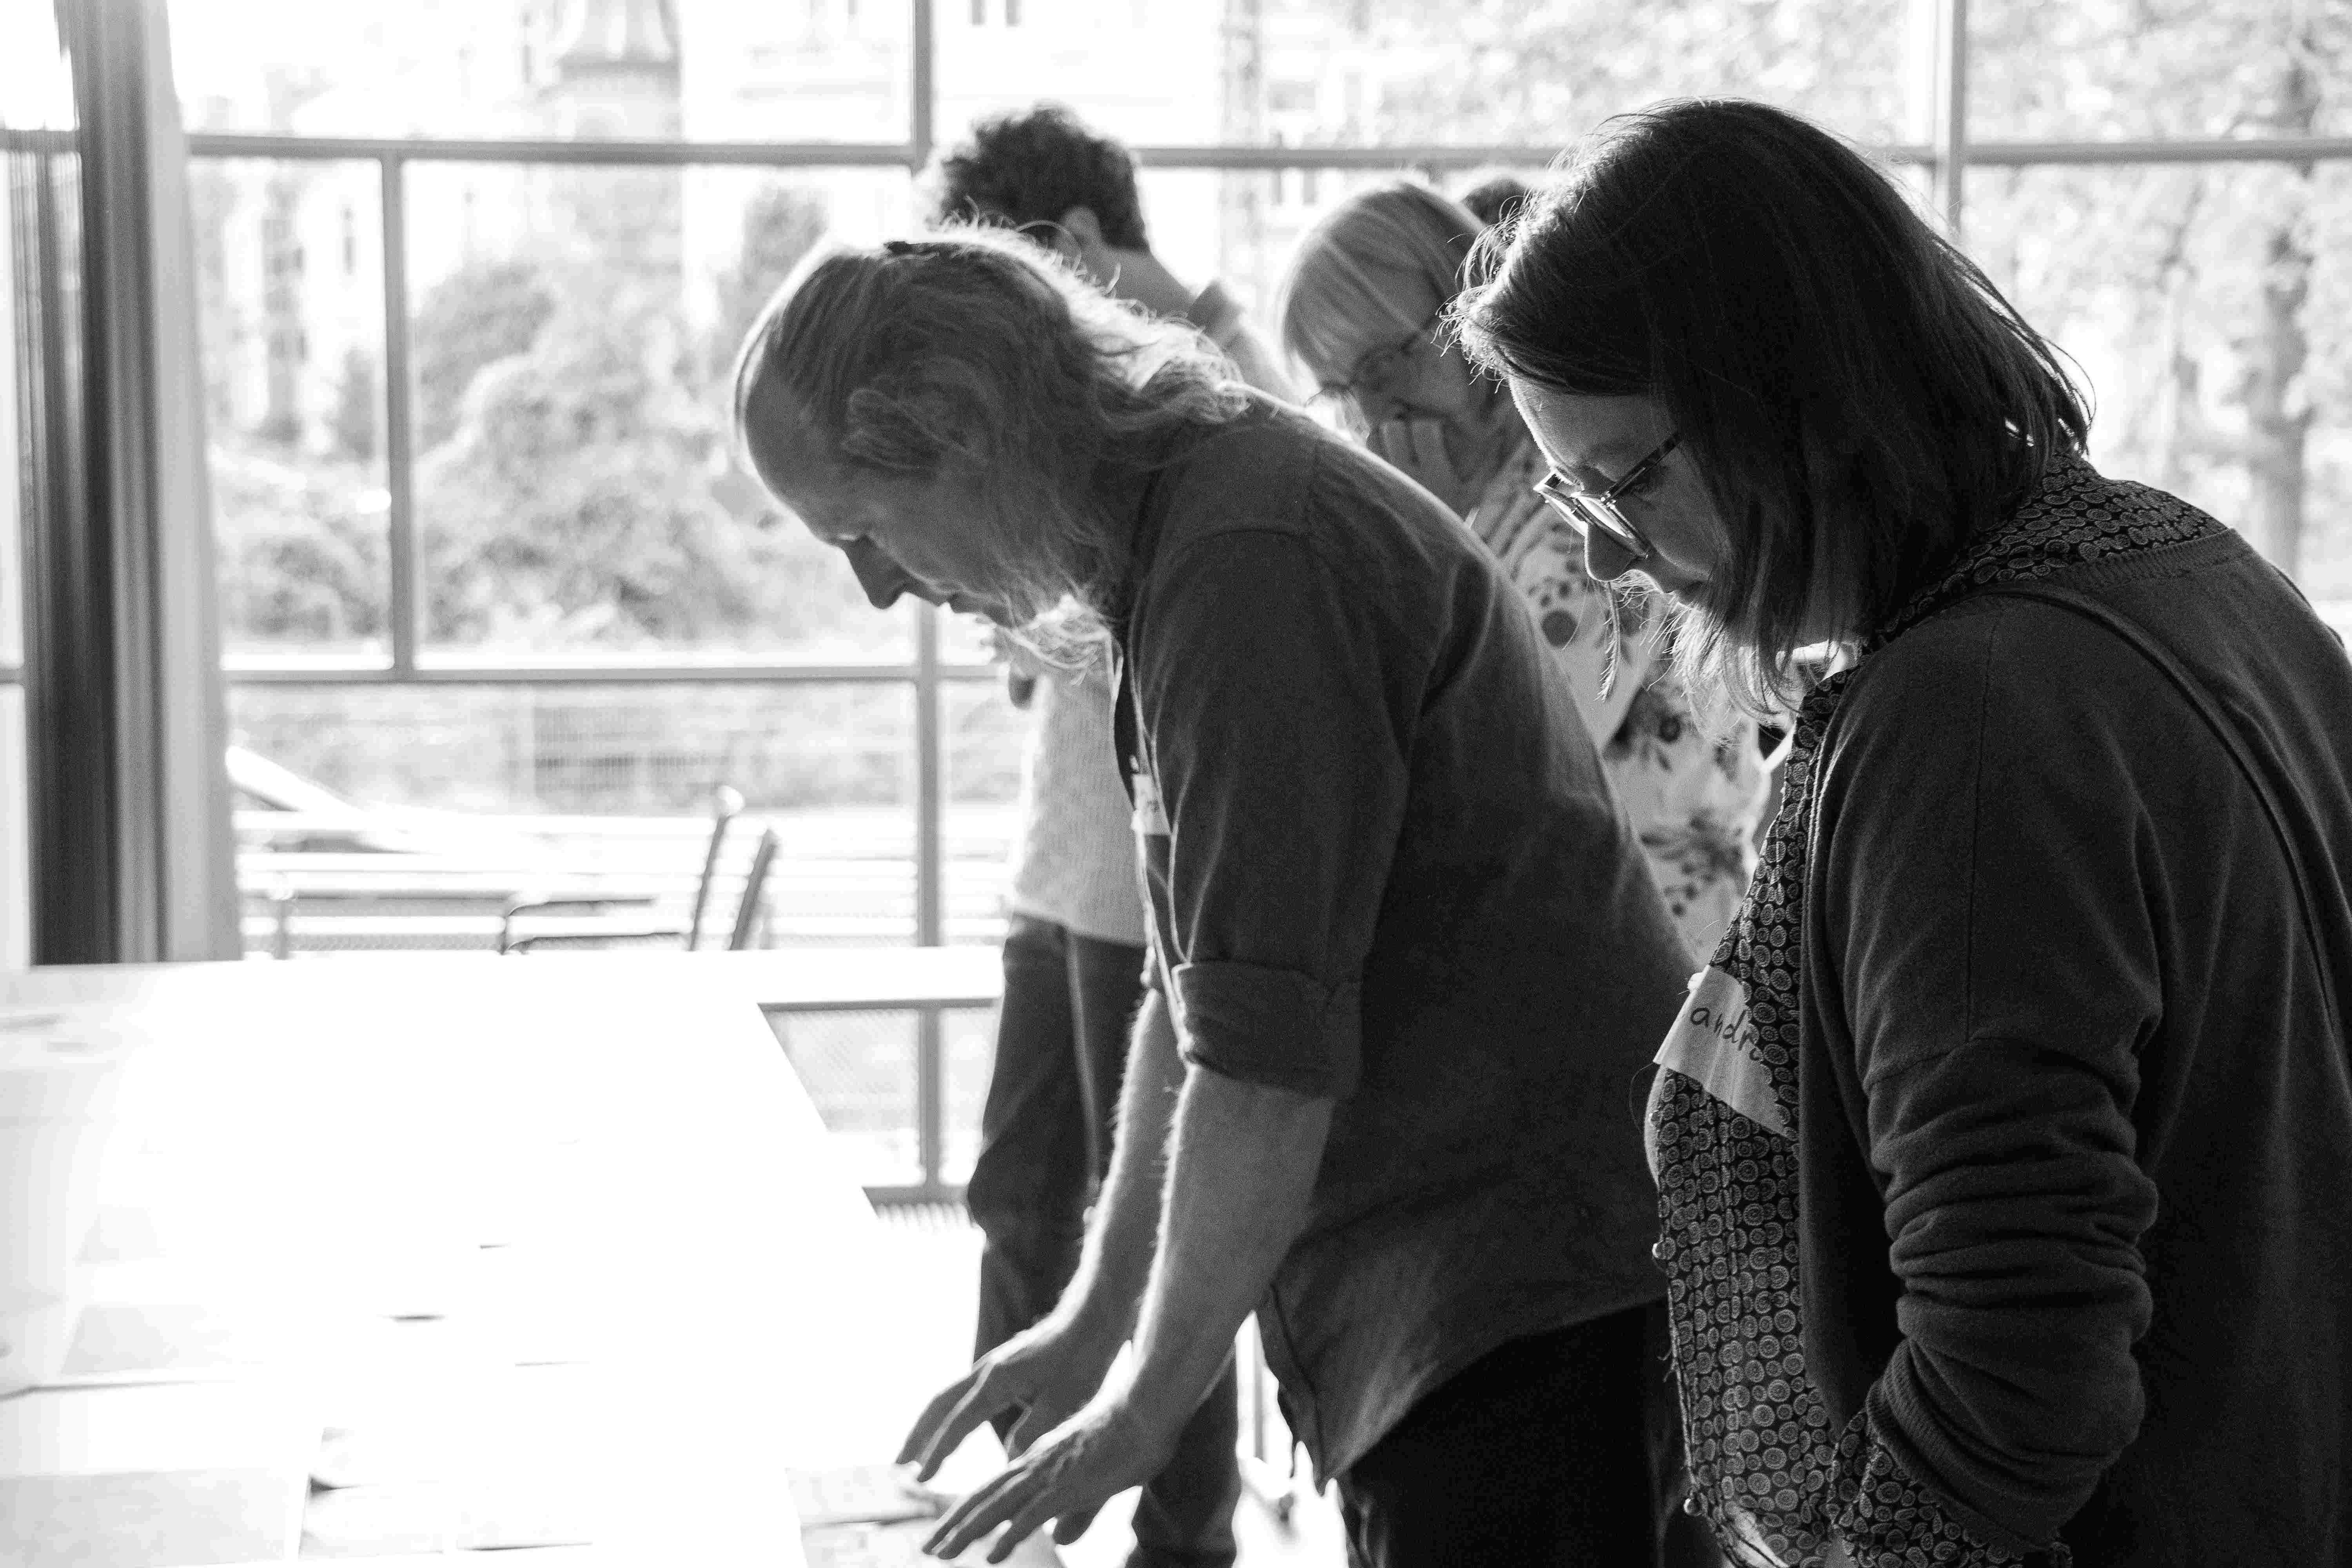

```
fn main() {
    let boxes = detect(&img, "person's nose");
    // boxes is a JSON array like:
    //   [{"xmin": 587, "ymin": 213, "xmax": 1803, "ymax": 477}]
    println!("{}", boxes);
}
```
[
  {"xmin": 844, "ymin": 539, "xmax": 914, "ymax": 609},
  {"xmin": 1581, "ymin": 524, "xmax": 1644, "ymax": 584}
]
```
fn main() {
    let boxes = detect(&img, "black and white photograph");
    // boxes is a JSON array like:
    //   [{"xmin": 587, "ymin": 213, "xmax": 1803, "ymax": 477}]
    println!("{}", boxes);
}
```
[{"xmin": 2, "ymin": 1, "xmax": 2348, "ymax": 1564}]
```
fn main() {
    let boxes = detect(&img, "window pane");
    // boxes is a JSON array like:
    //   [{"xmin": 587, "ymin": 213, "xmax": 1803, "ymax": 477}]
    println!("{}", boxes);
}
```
[
  {"xmin": 0, "ymin": 0, "xmax": 71, "ymax": 131},
  {"xmin": 227, "ymin": 681, "xmax": 918, "ymax": 955},
  {"xmin": 940, "ymin": 1005, "xmax": 998, "ymax": 1187},
  {"xmin": 944, "ymin": 675, "xmax": 1022, "ymax": 947},
  {"xmin": 0, "ymin": 156, "xmax": 23, "ymax": 670},
  {"xmin": 403, "ymin": 162, "xmax": 916, "ymax": 660},
  {"xmin": 935, "ymin": 0, "xmax": 1916, "ymax": 151},
  {"xmin": 169, "ymin": 0, "xmax": 913, "ymax": 145},
  {"xmin": 936, "ymin": 606, "xmax": 1002, "ymax": 669},
  {"xmin": 1969, "ymin": 163, "xmax": 2352, "ymax": 616},
  {"xmin": 1970, "ymin": 2, "xmax": 2349, "ymax": 142},
  {"xmin": 0, "ymin": 686, "xmax": 27, "ymax": 969},
  {"xmin": 1136, "ymin": 165, "xmax": 1481, "ymax": 340},
  {"xmin": 769, "ymin": 1009, "xmax": 920, "ymax": 1187},
  {"xmin": 192, "ymin": 158, "xmax": 390, "ymax": 660}
]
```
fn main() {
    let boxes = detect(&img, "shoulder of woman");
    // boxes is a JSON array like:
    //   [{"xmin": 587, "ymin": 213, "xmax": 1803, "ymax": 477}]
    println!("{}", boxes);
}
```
[{"xmin": 1824, "ymin": 595, "xmax": 2163, "ymax": 789}]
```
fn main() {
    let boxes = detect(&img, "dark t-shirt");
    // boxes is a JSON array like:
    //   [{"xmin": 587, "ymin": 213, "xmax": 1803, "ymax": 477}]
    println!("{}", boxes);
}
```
[
  {"xmin": 1115, "ymin": 402, "xmax": 1692, "ymax": 1479},
  {"xmin": 1800, "ymin": 528, "xmax": 2352, "ymax": 1563}
]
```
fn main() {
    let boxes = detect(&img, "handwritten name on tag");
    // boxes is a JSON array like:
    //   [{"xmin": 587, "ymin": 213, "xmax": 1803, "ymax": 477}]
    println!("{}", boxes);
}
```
[{"xmin": 1654, "ymin": 966, "xmax": 1792, "ymax": 1141}]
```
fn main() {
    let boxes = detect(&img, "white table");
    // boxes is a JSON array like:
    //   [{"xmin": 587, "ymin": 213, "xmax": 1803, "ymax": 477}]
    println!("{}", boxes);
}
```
[{"xmin": 0, "ymin": 956, "xmax": 1038, "ymax": 1566}]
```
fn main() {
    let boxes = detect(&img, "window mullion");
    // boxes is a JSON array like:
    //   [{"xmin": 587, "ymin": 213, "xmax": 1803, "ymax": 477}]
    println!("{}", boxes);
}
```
[
  {"xmin": 911, "ymin": 0, "xmax": 936, "ymax": 169},
  {"xmin": 380, "ymin": 153, "xmax": 418, "ymax": 676},
  {"xmin": 1934, "ymin": 0, "xmax": 1969, "ymax": 236}
]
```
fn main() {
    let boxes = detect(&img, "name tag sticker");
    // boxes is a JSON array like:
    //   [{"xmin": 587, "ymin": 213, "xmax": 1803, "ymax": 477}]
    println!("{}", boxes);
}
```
[
  {"xmin": 1654, "ymin": 966, "xmax": 1792, "ymax": 1140},
  {"xmin": 1131, "ymin": 770, "xmax": 1171, "ymax": 837}
]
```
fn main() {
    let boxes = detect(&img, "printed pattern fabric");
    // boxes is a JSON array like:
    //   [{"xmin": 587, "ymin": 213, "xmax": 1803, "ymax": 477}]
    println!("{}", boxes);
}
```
[
  {"xmin": 1649, "ymin": 454, "xmax": 2225, "ymax": 1568},
  {"xmin": 1470, "ymin": 439, "xmax": 1769, "ymax": 960}
]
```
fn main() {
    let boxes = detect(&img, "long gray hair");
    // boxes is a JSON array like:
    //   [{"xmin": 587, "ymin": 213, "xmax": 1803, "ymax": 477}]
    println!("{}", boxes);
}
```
[{"xmin": 733, "ymin": 226, "xmax": 1247, "ymax": 663}]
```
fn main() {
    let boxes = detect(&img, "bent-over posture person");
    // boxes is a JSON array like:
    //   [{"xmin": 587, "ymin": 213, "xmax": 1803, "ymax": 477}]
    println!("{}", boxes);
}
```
[
  {"xmin": 1462, "ymin": 98, "xmax": 2352, "ymax": 1566},
  {"xmin": 734, "ymin": 230, "xmax": 1698, "ymax": 1566},
  {"xmin": 922, "ymin": 104, "xmax": 1300, "ymax": 1568}
]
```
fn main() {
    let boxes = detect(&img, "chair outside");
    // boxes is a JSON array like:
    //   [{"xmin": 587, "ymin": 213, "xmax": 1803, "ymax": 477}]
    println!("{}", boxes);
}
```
[
  {"xmin": 499, "ymin": 786, "xmax": 751, "ymax": 954},
  {"xmin": 723, "ymin": 827, "xmax": 784, "ymax": 952}
]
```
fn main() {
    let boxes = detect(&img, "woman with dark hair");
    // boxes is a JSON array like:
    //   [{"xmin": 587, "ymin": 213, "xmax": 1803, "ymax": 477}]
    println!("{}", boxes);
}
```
[{"xmin": 1461, "ymin": 98, "xmax": 2352, "ymax": 1567}]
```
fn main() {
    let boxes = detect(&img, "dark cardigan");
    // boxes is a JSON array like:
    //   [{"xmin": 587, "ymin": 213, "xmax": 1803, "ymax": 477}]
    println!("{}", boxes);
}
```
[{"xmin": 1798, "ymin": 528, "xmax": 2352, "ymax": 1566}]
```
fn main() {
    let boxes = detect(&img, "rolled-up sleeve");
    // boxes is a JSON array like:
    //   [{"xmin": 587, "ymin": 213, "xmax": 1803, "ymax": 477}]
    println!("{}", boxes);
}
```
[
  {"xmin": 1172, "ymin": 962, "xmax": 1364, "ymax": 1098},
  {"xmin": 1130, "ymin": 528, "xmax": 1413, "ymax": 1102}
]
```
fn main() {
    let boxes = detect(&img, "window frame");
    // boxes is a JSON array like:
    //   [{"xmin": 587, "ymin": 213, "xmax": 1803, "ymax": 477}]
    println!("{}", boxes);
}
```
[{"xmin": 13, "ymin": 0, "xmax": 2352, "ymax": 1197}]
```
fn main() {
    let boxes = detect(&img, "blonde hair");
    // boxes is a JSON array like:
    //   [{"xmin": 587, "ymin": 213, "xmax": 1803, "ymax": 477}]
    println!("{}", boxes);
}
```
[
  {"xmin": 1276, "ymin": 182, "xmax": 1486, "ymax": 392},
  {"xmin": 732, "ymin": 226, "xmax": 1247, "ymax": 664}
]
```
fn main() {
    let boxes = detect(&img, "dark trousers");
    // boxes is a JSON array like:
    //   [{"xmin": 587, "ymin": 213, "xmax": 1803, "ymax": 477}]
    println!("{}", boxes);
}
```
[
  {"xmin": 966, "ymin": 915, "xmax": 1241, "ymax": 1568},
  {"xmin": 1336, "ymin": 1301, "xmax": 1721, "ymax": 1568}
]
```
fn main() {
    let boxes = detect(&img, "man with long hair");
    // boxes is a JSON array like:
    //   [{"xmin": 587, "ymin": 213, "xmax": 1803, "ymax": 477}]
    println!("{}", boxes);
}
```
[
  {"xmin": 735, "ymin": 229, "xmax": 1697, "ymax": 1566},
  {"xmin": 915, "ymin": 102, "xmax": 1300, "ymax": 1568}
]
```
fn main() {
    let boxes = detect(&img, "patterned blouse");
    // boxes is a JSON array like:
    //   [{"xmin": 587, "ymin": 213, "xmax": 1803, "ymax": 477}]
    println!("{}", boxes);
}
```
[{"xmin": 1467, "ymin": 436, "xmax": 1771, "ymax": 962}]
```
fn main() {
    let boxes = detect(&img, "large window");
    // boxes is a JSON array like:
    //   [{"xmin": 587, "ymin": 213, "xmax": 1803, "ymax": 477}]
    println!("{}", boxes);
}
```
[{"xmin": 11, "ymin": 0, "xmax": 2337, "ymax": 1187}]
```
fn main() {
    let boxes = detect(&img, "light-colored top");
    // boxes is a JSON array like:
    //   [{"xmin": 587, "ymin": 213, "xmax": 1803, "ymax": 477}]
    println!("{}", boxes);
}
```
[
  {"xmin": 1005, "ymin": 661, "xmax": 1150, "ymax": 945},
  {"xmin": 1003, "ymin": 278, "xmax": 1298, "ymax": 945},
  {"xmin": 1468, "ymin": 437, "xmax": 1770, "ymax": 962}
]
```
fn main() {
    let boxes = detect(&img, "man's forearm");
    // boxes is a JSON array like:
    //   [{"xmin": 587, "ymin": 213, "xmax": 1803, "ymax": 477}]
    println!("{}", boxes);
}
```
[
  {"xmin": 1054, "ymin": 988, "xmax": 1186, "ymax": 1333},
  {"xmin": 1127, "ymin": 1064, "xmax": 1332, "ymax": 1414}
]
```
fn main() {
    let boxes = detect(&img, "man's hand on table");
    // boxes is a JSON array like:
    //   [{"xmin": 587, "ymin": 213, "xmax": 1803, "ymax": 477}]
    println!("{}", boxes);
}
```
[{"xmin": 919, "ymin": 1357, "xmax": 1184, "ymax": 1563}]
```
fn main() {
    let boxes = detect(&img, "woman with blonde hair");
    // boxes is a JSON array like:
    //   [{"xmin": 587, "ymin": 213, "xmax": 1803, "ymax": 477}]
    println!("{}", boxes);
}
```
[{"xmin": 1279, "ymin": 182, "xmax": 1768, "ymax": 962}]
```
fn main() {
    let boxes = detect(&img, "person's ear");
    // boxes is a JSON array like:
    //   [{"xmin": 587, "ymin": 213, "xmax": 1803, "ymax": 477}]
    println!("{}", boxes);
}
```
[{"xmin": 1055, "ymin": 205, "xmax": 1107, "ymax": 251}]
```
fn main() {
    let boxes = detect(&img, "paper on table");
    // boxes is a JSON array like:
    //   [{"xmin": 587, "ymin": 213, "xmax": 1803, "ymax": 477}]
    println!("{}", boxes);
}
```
[
  {"xmin": 1, "ymin": 1119, "xmax": 123, "ymax": 1295},
  {"xmin": 0, "ymin": 1469, "xmax": 302, "ymax": 1568},
  {"xmin": 299, "ymin": 1480, "xmax": 462, "ymax": 1558},
  {"xmin": 802, "ymin": 1517, "xmax": 1062, "ymax": 1567},
  {"xmin": 456, "ymin": 1374, "xmax": 612, "ymax": 1551},
  {"xmin": 458, "ymin": 1241, "xmax": 609, "ymax": 1367},
  {"xmin": 0, "ymin": 1287, "xmax": 82, "ymax": 1399},
  {"xmin": 0, "ymin": 1382, "xmax": 316, "ymax": 1568},
  {"xmin": 309, "ymin": 1362, "xmax": 613, "ymax": 1548},
  {"xmin": 786, "ymin": 1463, "xmax": 950, "ymax": 1528},
  {"xmin": 0, "ymin": 1379, "xmax": 321, "ymax": 1477},
  {"xmin": 50, "ymin": 1301, "xmax": 292, "ymax": 1385}
]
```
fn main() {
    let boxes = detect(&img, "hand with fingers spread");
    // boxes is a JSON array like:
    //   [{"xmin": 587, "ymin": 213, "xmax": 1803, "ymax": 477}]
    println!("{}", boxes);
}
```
[
  {"xmin": 1368, "ymin": 416, "xmax": 1475, "ymax": 514},
  {"xmin": 896, "ymin": 1308, "xmax": 1126, "ymax": 1486},
  {"xmin": 920, "ymin": 1363, "xmax": 1178, "ymax": 1563}
]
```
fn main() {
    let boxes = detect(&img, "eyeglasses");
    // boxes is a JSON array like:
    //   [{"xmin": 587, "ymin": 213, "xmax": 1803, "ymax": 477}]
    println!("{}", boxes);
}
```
[
  {"xmin": 1314, "ymin": 308, "xmax": 1445, "ymax": 409},
  {"xmin": 1531, "ymin": 432, "xmax": 1680, "ymax": 562}
]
